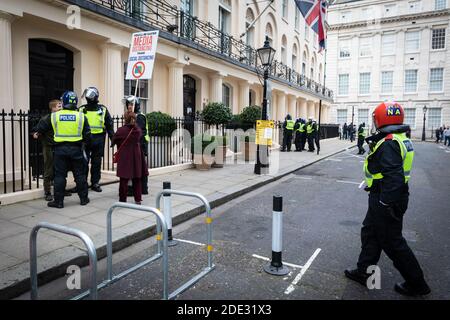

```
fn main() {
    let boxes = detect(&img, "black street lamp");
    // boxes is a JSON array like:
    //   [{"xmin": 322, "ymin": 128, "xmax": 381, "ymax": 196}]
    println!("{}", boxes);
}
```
[
  {"xmin": 254, "ymin": 36, "xmax": 276, "ymax": 175},
  {"xmin": 422, "ymin": 106, "xmax": 428, "ymax": 141}
]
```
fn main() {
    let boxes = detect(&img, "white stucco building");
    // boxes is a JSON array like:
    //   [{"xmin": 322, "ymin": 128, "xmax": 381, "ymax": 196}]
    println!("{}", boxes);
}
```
[{"xmin": 327, "ymin": 0, "xmax": 450, "ymax": 138}]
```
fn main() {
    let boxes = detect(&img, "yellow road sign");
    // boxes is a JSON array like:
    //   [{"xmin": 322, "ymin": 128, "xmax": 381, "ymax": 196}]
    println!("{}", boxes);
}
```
[{"xmin": 256, "ymin": 120, "xmax": 274, "ymax": 146}]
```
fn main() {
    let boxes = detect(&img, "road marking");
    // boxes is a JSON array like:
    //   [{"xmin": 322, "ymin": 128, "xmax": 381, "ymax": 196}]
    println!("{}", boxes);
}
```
[
  {"xmin": 336, "ymin": 180, "xmax": 360, "ymax": 185},
  {"xmin": 252, "ymin": 254, "xmax": 303, "ymax": 269},
  {"xmin": 284, "ymin": 248, "xmax": 321, "ymax": 295},
  {"xmin": 173, "ymin": 238, "xmax": 205, "ymax": 247},
  {"xmin": 294, "ymin": 176, "xmax": 313, "ymax": 180},
  {"xmin": 325, "ymin": 158, "xmax": 342, "ymax": 162}
]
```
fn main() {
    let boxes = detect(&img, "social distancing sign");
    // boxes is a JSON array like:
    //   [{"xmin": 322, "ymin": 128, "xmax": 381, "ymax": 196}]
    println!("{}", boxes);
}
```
[
  {"xmin": 256, "ymin": 120, "xmax": 274, "ymax": 146},
  {"xmin": 126, "ymin": 30, "xmax": 159, "ymax": 80}
]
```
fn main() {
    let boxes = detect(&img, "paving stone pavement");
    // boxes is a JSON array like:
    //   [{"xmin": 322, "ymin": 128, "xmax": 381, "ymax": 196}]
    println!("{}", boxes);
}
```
[{"xmin": 0, "ymin": 138, "xmax": 353, "ymax": 299}]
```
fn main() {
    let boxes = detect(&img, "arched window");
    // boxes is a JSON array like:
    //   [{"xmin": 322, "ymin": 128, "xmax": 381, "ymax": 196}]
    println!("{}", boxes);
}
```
[
  {"xmin": 246, "ymin": 8, "xmax": 255, "ymax": 48},
  {"xmin": 292, "ymin": 43, "xmax": 298, "ymax": 71},
  {"xmin": 265, "ymin": 23, "xmax": 274, "ymax": 47},
  {"xmin": 302, "ymin": 51, "xmax": 308, "ymax": 75},
  {"xmin": 310, "ymin": 57, "xmax": 315, "ymax": 79},
  {"xmin": 222, "ymin": 83, "xmax": 232, "ymax": 108},
  {"xmin": 181, "ymin": 0, "xmax": 194, "ymax": 15},
  {"xmin": 281, "ymin": 35, "xmax": 287, "ymax": 65},
  {"xmin": 318, "ymin": 64, "xmax": 323, "ymax": 83}
]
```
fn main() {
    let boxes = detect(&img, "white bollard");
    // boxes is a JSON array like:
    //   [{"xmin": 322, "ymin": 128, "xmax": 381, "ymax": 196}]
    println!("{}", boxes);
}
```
[{"xmin": 264, "ymin": 195, "xmax": 289, "ymax": 276}]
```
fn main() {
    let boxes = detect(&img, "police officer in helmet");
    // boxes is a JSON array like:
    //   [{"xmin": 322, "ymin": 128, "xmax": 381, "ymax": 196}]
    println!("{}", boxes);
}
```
[
  {"xmin": 124, "ymin": 96, "xmax": 149, "ymax": 195},
  {"xmin": 345, "ymin": 102, "xmax": 430, "ymax": 296},
  {"xmin": 34, "ymin": 91, "xmax": 91, "ymax": 208},
  {"xmin": 79, "ymin": 87, "xmax": 115, "ymax": 192},
  {"xmin": 281, "ymin": 114, "xmax": 295, "ymax": 152}
]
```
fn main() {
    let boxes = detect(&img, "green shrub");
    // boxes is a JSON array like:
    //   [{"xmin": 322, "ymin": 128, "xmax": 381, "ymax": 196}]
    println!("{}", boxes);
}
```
[
  {"xmin": 146, "ymin": 112, "xmax": 177, "ymax": 137},
  {"xmin": 240, "ymin": 105, "xmax": 262, "ymax": 124},
  {"xmin": 191, "ymin": 134, "xmax": 215, "ymax": 155},
  {"xmin": 201, "ymin": 102, "xmax": 232, "ymax": 126}
]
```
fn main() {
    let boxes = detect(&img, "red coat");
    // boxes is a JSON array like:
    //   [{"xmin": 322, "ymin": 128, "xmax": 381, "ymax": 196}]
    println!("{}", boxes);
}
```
[{"xmin": 112, "ymin": 124, "xmax": 149, "ymax": 179}]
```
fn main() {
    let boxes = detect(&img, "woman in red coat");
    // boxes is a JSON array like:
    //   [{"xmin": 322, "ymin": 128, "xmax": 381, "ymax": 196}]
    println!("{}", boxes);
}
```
[{"xmin": 112, "ymin": 111, "xmax": 149, "ymax": 204}]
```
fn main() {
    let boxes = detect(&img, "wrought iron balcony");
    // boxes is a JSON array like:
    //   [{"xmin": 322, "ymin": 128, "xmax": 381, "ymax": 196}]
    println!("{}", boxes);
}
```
[{"xmin": 69, "ymin": 0, "xmax": 333, "ymax": 101}]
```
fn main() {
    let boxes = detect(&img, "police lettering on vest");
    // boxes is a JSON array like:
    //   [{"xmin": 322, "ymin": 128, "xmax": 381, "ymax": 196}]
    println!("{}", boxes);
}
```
[
  {"xmin": 364, "ymin": 133, "xmax": 414, "ymax": 188},
  {"xmin": 51, "ymin": 110, "xmax": 84, "ymax": 143}
]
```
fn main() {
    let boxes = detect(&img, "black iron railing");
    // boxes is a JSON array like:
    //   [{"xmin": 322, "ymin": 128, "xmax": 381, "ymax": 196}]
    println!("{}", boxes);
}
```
[{"xmin": 76, "ymin": 0, "xmax": 333, "ymax": 100}]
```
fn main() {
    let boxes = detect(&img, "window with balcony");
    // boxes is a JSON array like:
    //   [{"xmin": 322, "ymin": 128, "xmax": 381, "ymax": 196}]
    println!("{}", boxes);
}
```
[
  {"xmin": 359, "ymin": 72, "xmax": 371, "ymax": 95},
  {"xmin": 359, "ymin": 37, "xmax": 372, "ymax": 57},
  {"xmin": 181, "ymin": 0, "xmax": 194, "ymax": 15},
  {"xmin": 431, "ymin": 28, "xmax": 446, "ymax": 50},
  {"xmin": 428, "ymin": 108, "xmax": 442, "ymax": 128},
  {"xmin": 381, "ymin": 71, "xmax": 394, "ymax": 94},
  {"xmin": 435, "ymin": 0, "xmax": 447, "ymax": 10},
  {"xmin": 338, "ymin": 74, "xmax": 349, "ymax": 95},
  {"xmin": 281, "ymin": 35, "xmax": 287, "ymax": 65},
  {"xmin": 382, "ymin": 33, "xmax": 396, "ymax": 55},
  {"xmin": 266, "ymin": 23, "xmax": 274, "ymax": 47},
  {"xmin": 292, "ymin": 44, "xmax": 298, "ymax": 71},
  {"xmin": 430, "ymin": 68, "xmax": 444, "ymax": 92},
  {"xmin": 405, "ymin": 30, "xmax": 421, "ymax": 53},
  {"xmin": 339, "ymin": 40, "xmax": 351, "ymax": 58},
  {"xmin": 404, "ymin": 69, "xmax": 418, "ymax": 93}
]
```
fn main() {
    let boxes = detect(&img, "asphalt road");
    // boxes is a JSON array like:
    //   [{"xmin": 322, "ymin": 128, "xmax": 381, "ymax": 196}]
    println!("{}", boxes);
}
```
[{"xmin": 21, "ymin": 142, "xmax": 450, "ymax": 300}]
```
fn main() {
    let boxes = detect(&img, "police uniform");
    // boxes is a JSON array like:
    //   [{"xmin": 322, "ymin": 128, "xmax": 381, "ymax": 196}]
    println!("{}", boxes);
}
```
[
  {"xmin": 79, "ymin": 102, "xmax": 114, "ymax": 190},
  {"xmin": 36, "ymin": 92, "xmax": 91, "ymax": 208},
  {"xmin": 294, "ymin": 120, "xmax": 305, "ymax": 152},
  {"xmin": 345, "ymin": 102, "xmax": 430, "ymax": 296},
  {"xmin": 357, "ymin": 124, "xmax": 366, "ymax": 154},
  {"xmin": 281, "ymin": 117, "xmax": 295, "ymax": 152},
  {"xmin": 306, "ymin": 120, "xmax": 315, "ymax": 152}
]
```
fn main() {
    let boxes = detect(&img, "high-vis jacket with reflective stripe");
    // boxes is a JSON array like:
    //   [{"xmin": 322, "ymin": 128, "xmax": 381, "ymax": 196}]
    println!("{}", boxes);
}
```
[
  {"xmin": 51, "ymin": 110, "xmax": 85, "ymax": 142},
  {"xmin": 297, "ymin": 123, "xmax": 306, "ymax": 133},
  {"xmin": 286, "ymin": 120, "xmax": 295, "ymax": 131},
  {"xmin": 138, "ymin": 112, "xmax": 150, "ymax": 142},
  {"xmin": 79, "ymin": 106, "xmax": 106, "ymax": 134},
  {"xmin": 364, "ymin": 133, "xmax": 414, "ymax": 188},
  {"xmin": 306, "ymin": 123, "xmax": 314, "ymax": 134}
]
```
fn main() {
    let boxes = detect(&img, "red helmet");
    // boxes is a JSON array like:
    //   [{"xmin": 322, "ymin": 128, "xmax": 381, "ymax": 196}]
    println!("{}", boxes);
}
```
[{"xmin": 372, "ymin": 102, "xmax": 404, "ymax": 129}]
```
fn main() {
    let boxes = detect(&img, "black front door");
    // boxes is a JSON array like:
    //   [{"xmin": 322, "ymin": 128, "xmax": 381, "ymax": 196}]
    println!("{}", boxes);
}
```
[
  {"xmin": 29, "ymin": 39, "xmax": 74, "ymax": 178},
  {"xmin": 183, "ymin": 75, "xmax": 196, "ymax": 117}
]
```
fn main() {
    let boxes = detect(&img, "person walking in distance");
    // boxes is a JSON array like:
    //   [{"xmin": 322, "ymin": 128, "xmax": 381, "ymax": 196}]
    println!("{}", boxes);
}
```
[{"xmin": 345, "ymin": 101, "xmax": 430, "ymax": 297}]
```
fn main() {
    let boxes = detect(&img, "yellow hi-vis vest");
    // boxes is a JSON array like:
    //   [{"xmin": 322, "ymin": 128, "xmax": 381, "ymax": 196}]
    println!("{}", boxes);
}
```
[
  {"xmin": 297, "ymin": 123, "xmax": 306, "ymax": 133},
  {"xmin": 79, "ymin": 105, "xmax": 106, "ymax": 135},
  {"xmin": 286, "ymin": 120, "xmax": 295, "ymax": 131},
  {"xmin": 51, "ymin": 110, "xmax": 84, "ymax": 143},
  {"xmin": 359, "ymin": 127, "xmax": 366, "ymax": 137},
  {"xmin": 364, "ymin": 133, "xmax": 414, "ymax": 188},
  {"xmin": 138, "ymin": 112, "xmax": 150, "ymax": 142},
  {"xmin": 306, "ymin": 123, "xmax": 314, "ymax": 134}
]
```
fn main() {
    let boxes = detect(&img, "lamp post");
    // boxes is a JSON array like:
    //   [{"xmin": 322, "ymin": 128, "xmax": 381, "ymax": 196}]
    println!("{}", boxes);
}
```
[
  {"xmin": 254, "ymin": 36, "xmax": 276, "ymax": 175},
  {"xmin": 422, "ymin": 106, "xmax": 428, "ymax": 141}
]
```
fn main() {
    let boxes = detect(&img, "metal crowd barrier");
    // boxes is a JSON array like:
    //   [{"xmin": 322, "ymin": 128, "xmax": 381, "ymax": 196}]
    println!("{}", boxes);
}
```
[
  {"xmin": 30, "ymin": 222, "xmax": 98, "ymax": 300},
  {"xmin": 155, "ymin": 189, "xmax": 215, "ymax": 300},
  {"xmin": 73, "ymin": 202, "xmax": 169, "ymax": 300}
]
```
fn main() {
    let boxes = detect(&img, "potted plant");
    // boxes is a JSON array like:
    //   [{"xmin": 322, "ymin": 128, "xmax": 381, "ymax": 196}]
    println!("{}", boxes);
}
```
[
  {"xmin": 212, "ymin": 135, "xmax": 228, "ymax": 168},
  {"xmin": 191, "ymin": 134, "xmax": 215, "ymax": 170},
  {"xmin": 146, "ymin": 112, "xmax": 177, "ymax": 166},
  {"xmin": 200, "ymin": 102, "xmax": 233, "ymax": 128}
]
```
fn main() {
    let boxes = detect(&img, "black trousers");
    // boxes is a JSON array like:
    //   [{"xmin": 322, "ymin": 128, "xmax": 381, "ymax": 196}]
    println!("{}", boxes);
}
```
[
  {"xmin": 301, "ymin": 133, "xmax": 307, "ymax": 150},
  {"xmin": 85, "ymin": 134, "xmax": 105, "ymax": 185},
  {"xmin": 357, "ymin": 192, "xmax": 427, "ymax": 288},
  {"xmin": 307, "ymin": 134, "xmax": 315, "ymax": 151},
  {"xmin": 294, "ymin": 132, "xmax": 302, "ymax": 151},
  {"xmin": 357, "ymin": 137, "xmax": 365, "ymax": 154},
  {"xmin": 54, "ymin": 145, "xmax": 89, "ymax": 203},
  {"xmin": 282, "ymin": 131, "xmax": 293, "ymax": 151}
]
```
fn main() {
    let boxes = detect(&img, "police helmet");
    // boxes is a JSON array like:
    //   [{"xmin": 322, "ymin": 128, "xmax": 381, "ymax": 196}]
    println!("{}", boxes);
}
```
[
  {"xmin": 82, "ymin": 87, "xmax": 99, "ymax": 104},
  {"xmin": 61, "ymin": 91, "xmax": 78, "ymax": 108},
  {"xmin": 125, "ymin": 95, "xmax": 141, "ymax": 113}
]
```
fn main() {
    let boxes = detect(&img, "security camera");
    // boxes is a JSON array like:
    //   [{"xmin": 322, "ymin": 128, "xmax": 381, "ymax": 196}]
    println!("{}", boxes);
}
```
[{"xmin": 184, "ymin": 55, "xmax": 190, "ymax": 61}]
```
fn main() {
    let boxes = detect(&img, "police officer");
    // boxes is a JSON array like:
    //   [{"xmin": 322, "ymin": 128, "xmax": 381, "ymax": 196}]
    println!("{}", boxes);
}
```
[
  {"xmin": 357, "ymin": 122, "xmax": 366, "ymax": 155},
  {"xmin": 294, "ymin": 118, "xmax": 305, "ymax": 152},
  {"xmin": 35, "ymin": 91, "xmax": 91, "ymax": 208},
  {"xmin": 345, "ymin": 102, "xmax": 430, "ymax": 296},
  {"xmin": 281, "ymin": 114, "xmax": 295, "ymax": 152},
  {"xmin": 79, "ymin": 87, "xmax": 115, "ymax": 192},
  {"xmin": 306, "ymin": 117, "xmax": 315, "ymax": 152},
  {"xmin": 124, "ymin": 96, "xmax": 149, "ymax": 195}
]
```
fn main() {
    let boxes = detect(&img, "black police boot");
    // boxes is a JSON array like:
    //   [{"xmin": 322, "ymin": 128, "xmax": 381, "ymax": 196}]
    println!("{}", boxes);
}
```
[
  {"xmin": 91, "ymin": 184, "xmax": 102, "ymax": 192},
  {"xmin": 48, "ymin": 201, "xmax": 64, "ymax": 209},
  {"xmin": 64, "ymin": 190, "xmax": 72, "ymax": 197},
  {"xmin": 344, "ymin": 269, "xmax": 370, "ymax": 287},
  {"xmin": 45, "ymin": 192, "xmax": 53, "ymax": 202},
  {"xmin": 394, "ymin": 282, "xmax": 431, "ymax": 296},
  {"xmin": 80, "ymin": 197, "xmax": 90, "ymax": 206}
]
